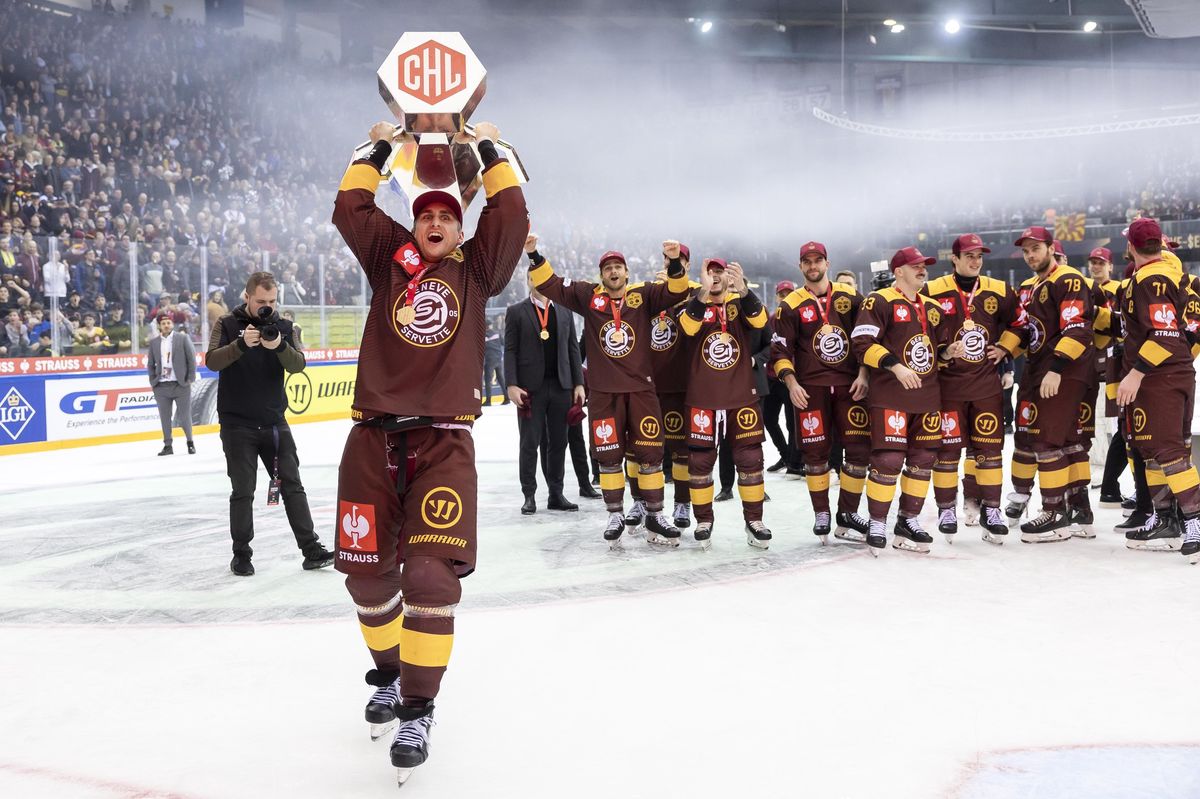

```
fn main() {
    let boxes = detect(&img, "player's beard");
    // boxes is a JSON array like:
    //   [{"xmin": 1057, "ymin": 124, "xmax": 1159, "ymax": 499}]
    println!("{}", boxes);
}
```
[{"xmin": 1033, "ymin": 253, "xmax": 1053, "ymax": 274}]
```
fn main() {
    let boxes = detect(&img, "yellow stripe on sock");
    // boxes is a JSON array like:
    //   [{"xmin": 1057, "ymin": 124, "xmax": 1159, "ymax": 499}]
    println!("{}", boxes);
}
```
[
  {"xmin": 738, "ymin": 483, "xmax": 766, "ymax": 503},
  {"xmin": 625, "ymin": 460, "xmax": 639, "ymax": 479},
  {"xmin": 1069, "ymin": 460, "xmax": 1092, "ymax": 485},
  {"xmin": 1038, "ymin": 465, "xmax": 1072, "ymax": 489},
  {"xmin": 866, "ymin": 478, "xmax": 898, "ymax": 505},
  {"xmin": 839, "ymin": 472, "xmax": 865, "ymax": 494},
  {"xmin": 975, "ymin": 466, "xmax": 1004, "ymax": 486},
  {"xmin": 805, "ymin": 472, "xmax": 831, "ymax": 492},
  {"xmin": 599, "ymin": 471, "xmax": 626, "ymax": 491},
  {"xmin": 399, "ymin": 626, "xmax": 454, "ymax": 669},
  {"xmin": 932, "ymin": 470, "xmax": 959, "ymax": 489},
  {"xmin": 1012, "ymin": 459, "xmax": 1038, "ymax": 481},
  {"xmin": 638, "ymin": 470, "xmax": 666, "ymax": 491},
  {"xmin": 691, "ymin": 484, "xmax": 715, "ymax": 505},
  {"xmin": 672, "ymin": 463, "xmax": 689, "ymax": 482},
  {"xmin": 899, "ymin": 475, "xmax": 930, "ymax": 499},
  {"xmin": 1147, "ymin": 467, "xmax": 1167, "ymax": 488},
  {"xmin": 964, "ymin": 458, "xmax": 977, "ymax": 478},
  {"xmin": 359, "ymin": 615, "xmax": 405, "ymax": 653},
  {"xmin": 1167, "ymin": 467, "xmax": 1200, "ymax": 495}
]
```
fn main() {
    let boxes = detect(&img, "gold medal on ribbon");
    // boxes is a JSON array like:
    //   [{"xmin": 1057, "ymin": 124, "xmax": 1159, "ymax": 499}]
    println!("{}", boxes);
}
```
[
  {"xmin": 612, "ymin": 330, "xmax": 626, "ymax": 346},
  {"xmin": 657, "ymin": 318, "xmax": 669, "ymax": 332},
  {"xmin": 818, "ymin": 323, "xmax": 834, "ymax": 336},
  {"xmin": 962, "ymin": 319, "xmax": 976, "ymax": 330},
  {"xmin": 720, "ymin": 332, "xmax": 732, "ymax": 345},
  {"xmin": 396, "ymin": 305, "xmax": 416, "ymax": 326},
  {"xmin": 539, "ymin": 329, "xmax": 550, "ymax": 341}
]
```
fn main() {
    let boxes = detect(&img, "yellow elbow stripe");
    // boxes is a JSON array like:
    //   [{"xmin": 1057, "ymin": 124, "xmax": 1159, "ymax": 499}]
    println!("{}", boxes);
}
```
[
  {"xmin": 679, "ymin": 314, "xmax": 703, "ymax": 336},
  {"xmin": 399, "ymin": 626, "xmax": 454, "ymax": 669},
  {"xmin": 529, "ymin": 261, "xmax": 554, "ymax": 287},
  {"xmin": 359, "ymin": 615, "xmax": 404, "ymax": 653},
  {"xmin": 746, "ymin": 308, "xmax": 768, "ymax": 328},
  {"xmin": 483, "ymin": 161, "xmax": 519, "ymax": 197},
  {"xmin": 667, "ymin": 274, "xmax": 690, "ymax": 294},
  {"xmin": 1138, "ymin": 339, "xmax": 1173, "ymax": 366},
  {"xmin": 599, "ymin": 472, "xmax": 626, "ymax": 491},
  {"xmin": 863, "ymin": 344, "xmax": 889, "ymax": 369},
  {"xmin": 1054, "ymin": 337, "xmax": 1087, "ymax": 360},
  {"xmin": 997, "ymin": 330, "xmax": 1022, "ymax": 355},
  {"xmin": 774, "ymin": 358, "xmax": 795, "ymax": 376},
  {"xmin": 339, "ymin": 163, "xmax": 380, "ymax": 194}
]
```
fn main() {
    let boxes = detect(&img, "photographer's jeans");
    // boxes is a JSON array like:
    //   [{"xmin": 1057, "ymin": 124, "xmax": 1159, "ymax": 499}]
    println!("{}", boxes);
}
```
[{"xmin": 219, "ymin": 423, "xmax": 320, "ymax": 559}]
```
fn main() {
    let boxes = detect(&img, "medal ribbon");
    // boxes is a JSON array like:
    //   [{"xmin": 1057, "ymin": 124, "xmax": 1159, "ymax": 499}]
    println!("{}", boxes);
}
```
[
  {"xmin": 957, "ymin": 279, "xmax": 979, "ymax": 323},
  {"xmin": 534, "ymin": 298, "xmax": 551, "ymax": 335},
  {"xmin": 393, "ymin": 244, "xmax": 428, "ymax": 313},
  {"xmin": 1021, "ymin": 263, "xmax": 1058, "ymax": 312},
  {"xmin": 716, "ymin": 301, "xmax": 728, "ymax": 336},
  {"xmin": 610, "ymin": 296, "xmax": 624, "ymax": 333},
  {"xmin": 902, "ymin": 292, "xmax": 928, "ymax": 337}
]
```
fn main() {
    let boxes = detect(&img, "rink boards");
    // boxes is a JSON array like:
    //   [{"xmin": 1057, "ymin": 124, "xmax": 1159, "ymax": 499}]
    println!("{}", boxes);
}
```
[{"xmin": 0, "ymin": 349, "xmax": 360, "ymax": 454}]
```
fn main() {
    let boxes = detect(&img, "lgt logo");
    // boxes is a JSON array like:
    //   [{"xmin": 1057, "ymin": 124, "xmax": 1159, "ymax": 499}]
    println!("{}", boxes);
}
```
[
  {"xmin": 398, "ymin": 40, "xmax": 466, "ymax": 104},
  {"xmin": 0, "ymin": 386, "xmax": 35, "ymax": 441}
]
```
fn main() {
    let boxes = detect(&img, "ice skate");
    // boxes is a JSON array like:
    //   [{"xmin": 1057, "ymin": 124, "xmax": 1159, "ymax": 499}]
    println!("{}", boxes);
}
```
[
  {"xmin": 603, "ymin": 512, "xmax": 626, "ymax": 550},
  {"xmin": 1180, "ymin": 516, "xmax": 1200, "ymax": 564},
  {"xmin": 938, "ymin": 508, "xmax": 957, "ymax": 543},
  {"xmin": 1004, "ymin": 492, "xmax": 1029, "ymax": 528},
  {"xmin": 673, "ymin": 501, "xmax": 691, "ymax": 529},
  {"xmin": 1115, "ymin": 509, "xmax": 1153, "ymax": 532},
  {"xmin": 745, "ymin": 520, "xmax": 772, "ymax": 550},
  {"xmin": 694, "ymin": 521, "xmax": 713, "ymax": 550},
  {"xmin": 1068, "ymin": 506, "xmax": 1095, "ymax": 539},
  {"xmin": 834, "ymin": 511, "xmax": 869, "ymax": 543},
  {"xmin": 364, "ymin": 671, "xmax": 401, "ymax": 741},
  {"xmin": 962, "ymin": 496, "xmax": 981, "ymax": 527},
  {"xmin": 390, "ymin": 702, "xmax": 435, "ymax": 786},
  {"xmin": 980, "ymin": 505, "xmax": 1008, "ymax": 545},
  {"xmin": 892, "ymin": 517, "xmax": 932, "ymax": 553},
  {"xmin": 813, "ymin": 511, "xmax": 831, "ymax": 545},
  {"xmin": 1124, "ymin": 512, "xmax": 1181, "ymax": 551},
  {"xmin": 645, "ymin": 511, "xmax": 681, "ymax": 548},
  {"xmin": 623, "ymin": 499, "xmax": 646, "ymax": 531},
  {"xmin": 865, "ymin": 519, "xmax": 887, "ymax": 556},
  {"xmin": 1019, "ymin": 510, "xmax": 1072, "ymax": 543}
]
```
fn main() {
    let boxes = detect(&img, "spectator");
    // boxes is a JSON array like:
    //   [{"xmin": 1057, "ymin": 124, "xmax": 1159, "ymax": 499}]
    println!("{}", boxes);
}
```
[
  {"xmin": 1, "ymin": 308, "xmax": 29, "ymax": 356},
  {"xmin": 102, "ymin": 305, "xmax": 132, "ymax": 353},
  {"xmin": 73, "ymin": 312, "xmax": 107, "ymax": 354},
  {"xmin": 280, "ymin": 310, "xmax": 304, "ymax": 349},
  {"xmin": 206, "ymin": 289, "xmax": 229, "ymax": 330}
]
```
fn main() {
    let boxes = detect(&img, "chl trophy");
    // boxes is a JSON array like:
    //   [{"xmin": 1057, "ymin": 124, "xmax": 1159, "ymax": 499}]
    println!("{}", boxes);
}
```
[{"xmin": 354, "ymin": 32, "xmax": 529, "ymax": 215}]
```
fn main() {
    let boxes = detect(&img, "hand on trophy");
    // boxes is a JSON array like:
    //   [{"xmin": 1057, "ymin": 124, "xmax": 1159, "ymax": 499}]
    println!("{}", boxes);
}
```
[
  {"xmin": 662, "ymin": 240, "xmax": 681, "ymax": 260},
  {"xmin": 369, "ymin": 121, "xmax": 400, "ymax": 144},
  {"xmin": 471, "ymin": 121, "xmax": 500, "ymax": 143},
  {"xmin": 524, "ymin": 233, "xmax": 539, "ymax": 254}
]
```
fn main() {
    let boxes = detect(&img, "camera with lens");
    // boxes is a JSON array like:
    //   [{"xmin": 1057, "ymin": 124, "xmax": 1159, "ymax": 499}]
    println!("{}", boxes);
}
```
[{"xmin": 248, "ymin": 305, "xmax": 280, "ymax": 342}]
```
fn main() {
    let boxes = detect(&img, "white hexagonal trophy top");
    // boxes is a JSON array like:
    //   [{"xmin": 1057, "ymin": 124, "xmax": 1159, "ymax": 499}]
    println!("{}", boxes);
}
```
[{"xmin": 377, "ymin": 32, "xmax": 487, "ymax": 133}]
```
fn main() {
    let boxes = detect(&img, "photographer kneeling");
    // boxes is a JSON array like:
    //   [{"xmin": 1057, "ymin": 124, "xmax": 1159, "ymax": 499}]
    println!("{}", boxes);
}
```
[{"xmin": 207, "ymin": 271, "xmax": 334, "ymax": 576}]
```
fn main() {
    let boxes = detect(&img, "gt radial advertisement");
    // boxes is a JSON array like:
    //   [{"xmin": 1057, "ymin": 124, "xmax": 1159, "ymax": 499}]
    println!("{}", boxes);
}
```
[{"xmin": 46, "ymin": 376, "xmax": 163, "ymax": 440}]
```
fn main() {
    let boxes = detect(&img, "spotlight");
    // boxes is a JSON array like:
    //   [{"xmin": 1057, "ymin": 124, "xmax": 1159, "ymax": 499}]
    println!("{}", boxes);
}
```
[
  {"xmin": 775, "ymin": 22, "xmax": 787, "ymax": 33},
  {"xmin": 1083, "ymin": 20, "xmax": 1098, "ymax": 32},
  {"xmin": 890, "ymin": 23, "xmax": 905, "ymax": 33},
  {"xmin": 700, "ymin": 19, "xmax": 713, "ymax": 33},
  {"xmin": 944, "ymin": 19, "xmax": 961, "ymax": 34},
  {"xmin": 686, "ymin": 17, "xmax": 696, "ymax": 23},
  {"xmin": 869, "ymin": 33, "xmax": 877, "ymax": 44},
  {"xmin": 882, "ymin": 18, "xmax": 897, "ymax": 26}
]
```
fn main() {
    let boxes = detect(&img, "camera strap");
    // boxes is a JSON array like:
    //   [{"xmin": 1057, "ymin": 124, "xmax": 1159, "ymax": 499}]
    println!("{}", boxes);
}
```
[{"xmin": 266, "ymin": 425, "xmax": 282, "ymax": 507}]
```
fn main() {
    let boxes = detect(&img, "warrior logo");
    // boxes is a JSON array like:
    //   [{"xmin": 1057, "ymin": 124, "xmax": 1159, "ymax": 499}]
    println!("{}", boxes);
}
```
[
  {"xmin": 847, "ymin": 406, "xmax": 869, "ymax": 429},
  {"xmin": 691, "ymin": 409, "xmax": 713, "ymax": 435},
  {"xmin": 904, "ymin": 334, "xmax": 934, "ymax": 375},
  {"xmin": 650, "ymin": 315, "xmax": 678, "ymax": 352},
  {"xmin": 600, "ymin": 320, "xmax": 635, "ymax": 358},
  {"xmin": 1018, "ymin": 401, "xmax": 1038, "ymax": 429},
  {"xmin": 639, "ymin": 416, "xmax": 660, "ymax": 439},
  {"xmin": 421, "ymin": 486, "xmax": 463, "ymax": 529},
  {"xmin": 338, "ymin": 501, "xmax": 376, "ymax": 553},
  {"xmin": 1150, "ymin": 303, "xmax": 1178, "ymax": 331},
  {"xmin": 664, "ymin": 411, "xmax": 684, "ymax": 434},
  {"xmin": 702, "ymin": 332, "xmax": 740, "ymax": 370},
  {"xmin": 392, "ymin": 278, "xmax": 460, "ymax": 347},
  {"xmin": 1079, "ymin": 402, "xmax": 1093, "ymax": 425},
  {"xmin": 1133, "ymin": 408, "xmax": 1147, "ymax": 433},
  {"xmin": 736, "ymin": 407, "xmax": 759, "ymax": 431},
  {"xmin": 813, "ymin": 326, "xmax": 850, "ymax": 364},
  {"xmin": 593, "ymin": 417, "xmax": 617, "ymax": 446},
  {"xmin": 1027, "ymin": 316, "xmax": 1046, "ymax": 353},
  {"xmin": 799, "ymin": 410, "xmax": 825, "ymax": 440},
  {"xmin": 958, "ymin": 325, "xmax": 988, "ymax": 362},
  {"xmin": 975, "ymin": 412, "xmax": 1000, "ymax": 437}
]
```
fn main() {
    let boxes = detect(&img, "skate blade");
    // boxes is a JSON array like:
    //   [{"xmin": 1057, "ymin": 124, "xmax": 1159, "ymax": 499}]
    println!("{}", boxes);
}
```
[
  {"xmin": 745, "ymin": 533, "xmax": 770, "ymax": 550},
  {"xmin": 963, "ymin": 514, "xmax": 980, "ymax": 527},
  {"xmin": 1019, "ymin": 532, "xmax": 1072, "ymax": 543},
  {"xmin": 607, "ymin": 538, "xmax": 624, "ymax": 551},
  {"xmin": 982, "ymin": 531, "xmax": 1005, "ymax": 546},
  {"xmin": 370, "ymin": 719, "xmax": 397, "ymax": 741},
  {"xmin": 1098, "ymin": 500, "xmax": 1125, "ymax": 509},
  {"xmin": 867, "ymin": 546, "xmax": 881, "ymax": 558},
  {"xmin": 396, "ymin": 767, "xmax": 415, "ymax": 786},
  {"xmin": 943, "ymin": 533, "xmax": 955, "ymax": 544},
  {"xmin": 892, "ymin": 539, "xmax": 931, "ymax": 554},
  {"xmin": 1071, "ymin": 527, "xmax": 1096, "ymax": 539},
  {"xmin": 697, "ymin": 538, "xmax": 712, "ymax": 551},
  {"xmin": 834, "ymin": 528, "xmax": 867, "ymax": 543},
  {"xmin": 1126, "ymin": 539, "xmax": 1182, "ymax": 551},
  {"xmin": 645, "ymin": 533, "xmax": 680, "ymax": 548},
  {"xmin": 1189, "ymin": 552, "xmax": 1200, "ymax": 565},
  {"xmin": 816, "ymin": 534, "xmax": 829, "ymax": 546}
]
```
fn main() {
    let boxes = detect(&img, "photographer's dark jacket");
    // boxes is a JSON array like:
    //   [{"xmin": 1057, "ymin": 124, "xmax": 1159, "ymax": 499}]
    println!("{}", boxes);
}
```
[{"xmin": 206, "ymin": 304, "xmax": 306, "ymax": 428}]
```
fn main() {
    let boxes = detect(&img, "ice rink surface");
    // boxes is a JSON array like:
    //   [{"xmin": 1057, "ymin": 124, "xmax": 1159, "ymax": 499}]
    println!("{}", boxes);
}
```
[{"xmin": 2, "ymin": 408, "xmax": 1199, "ymax": 798}]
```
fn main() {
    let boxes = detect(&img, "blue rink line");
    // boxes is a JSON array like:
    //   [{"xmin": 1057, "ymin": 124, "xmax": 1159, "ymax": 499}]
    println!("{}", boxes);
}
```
[{"xmin": 955, "ymin": 745, "xmax": 1200, "ymax": 798}]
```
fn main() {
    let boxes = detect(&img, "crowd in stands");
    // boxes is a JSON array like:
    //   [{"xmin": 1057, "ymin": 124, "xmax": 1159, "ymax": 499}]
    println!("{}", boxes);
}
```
[{"xmin": 1, "ymin": 1, "xmax": 1198, "ymax": 358}]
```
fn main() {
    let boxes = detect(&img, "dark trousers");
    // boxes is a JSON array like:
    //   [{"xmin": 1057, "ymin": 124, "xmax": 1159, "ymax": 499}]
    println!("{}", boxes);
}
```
[
  {"xmin": 518, "ymin": 380, "xmax": 571, "ymax": 497},
  {"xmin": 763, "ymin": 379, "xmax": 794, "ymax": 464},
  {"xmin": 482, "ymin": 356, "xmax": 504, "ymax": 401},
  {"xmin": 718, "ymin": 439, "xmax": 735, "ymax": 492},
  {"xmin": 566, "ymin": 421, "xmax": 591, "ymax": 488},
  {"xmin": 219, "ymin": 424, "xmax": 319, "ymax": 559}
]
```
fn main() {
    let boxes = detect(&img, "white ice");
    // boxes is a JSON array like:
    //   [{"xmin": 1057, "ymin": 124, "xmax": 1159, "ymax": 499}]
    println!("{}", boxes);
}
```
[{"xmin": 1, "ymin": 409, "xmax": 1199, "ymax": 798}]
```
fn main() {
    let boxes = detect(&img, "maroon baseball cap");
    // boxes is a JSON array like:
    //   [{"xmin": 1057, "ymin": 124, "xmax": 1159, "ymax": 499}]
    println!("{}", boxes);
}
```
[
  {"xmin": 951, "ymin": 233, "xmax": 990, "ymax": 255},
  {"xmin": 890, "ymin": 246, "xmax": 936, "ymax": 271},
  {"xmin": 704, "ymin": 258, "xmax": 728, "ymax": 272},
  {"xmin": 598, "ymin": 250, "xmax": 626, "ymax": 269},
  {"xmin": 679, "ymin": 244, "xmax": 691, "ymax": 262},
  {"xmin": 775, "ymin": 280, "xmax": 796, "ymax": 294},
  {"xmin": 411, "ymin": 190, "xmax": 463, "ymax": 225},
  {"xmin": 1126, "ymin": 217, "xmax": 1163, "ymax": 248},
  {"xmin": 1088, "ymin": 247, "xmax": 1112, "ymax": 263},
  {"xmin": 1014, "ymin": 226, "xmax": 1053, "ymax": 246},
  {"xmin": 1053, "ymin": 240, "xmax": 1066, "ymax": 256},
  {"xmin": 799, "ymin": 241, "xmax": 828, "ymax": 260}
]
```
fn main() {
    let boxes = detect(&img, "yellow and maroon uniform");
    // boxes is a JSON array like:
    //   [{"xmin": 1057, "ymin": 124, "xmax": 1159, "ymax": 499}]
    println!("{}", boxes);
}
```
[{"xmin": 650, "ymin": 281, "xmax": 700, "ymax": 507}]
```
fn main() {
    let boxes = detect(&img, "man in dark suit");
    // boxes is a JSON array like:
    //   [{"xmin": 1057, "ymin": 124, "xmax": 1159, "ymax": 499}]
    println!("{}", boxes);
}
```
[{"xmin": 505, "ymin": 273, "xmax": 585, "ymax": 514}]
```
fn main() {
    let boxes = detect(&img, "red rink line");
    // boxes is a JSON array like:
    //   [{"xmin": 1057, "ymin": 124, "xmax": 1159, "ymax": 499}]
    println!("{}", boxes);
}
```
[{"xmin": 0, "ymin": 761, "xmax": 204, "ymax": 799}]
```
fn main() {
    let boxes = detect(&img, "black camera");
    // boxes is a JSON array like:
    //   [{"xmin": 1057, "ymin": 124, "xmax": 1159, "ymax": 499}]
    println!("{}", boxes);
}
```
[{"xmin": 248, "ymin": 305, "xmax": 280, "ymax": 342}]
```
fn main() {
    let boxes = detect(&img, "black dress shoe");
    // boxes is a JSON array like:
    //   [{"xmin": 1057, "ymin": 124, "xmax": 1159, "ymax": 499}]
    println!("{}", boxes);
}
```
[
  {"xmin": 230, "ymin": 556, "xmax": 254, "ymax": 576},
  {"xmin": 766, "ymin": 458, "xmax": 787, "ymax": 473},
  {"xmin": 158, "ymin": 444, "xmax": 173, "ymax": 456},
  {"xmin": 547, "ymin": 494, "xmax": 579, "ymax": 512},
  {"xmin": 301, "ymin": 546, "xmax": 335, "ymax": 570},
  {"xmin": 521, "ymin": 496, "xmax": 536, "ymax": 515},
  {"xmin": 714, "ymin": 487, "xmax": 734, "ymax": 502},
  {"xmin": 186, "ymin": 441, "xmax": 196, "ymax": 454},
  {"xmin": 578, "ymin": 484, "xmax": 602, "ymax": 499}
]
